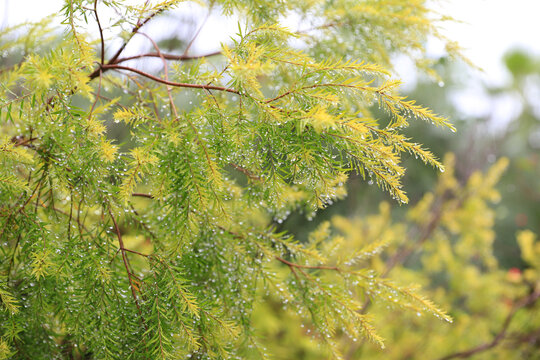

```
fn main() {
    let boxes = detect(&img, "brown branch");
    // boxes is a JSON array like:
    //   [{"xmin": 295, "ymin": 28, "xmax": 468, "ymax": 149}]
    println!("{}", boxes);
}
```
[
  {"xmin": 5, "ymin": 181, "xmax": 43, "ymax": 279},
  {"xmin": 229, "ymin": 163, "xmax": 262, "ymax": 182},
  {"xmin": 76, "ymin": 194, "xmax": 85, "ymax": 239},
  {"xmin": 277, "ymin": 256, "xmax": 362, "ymax": 320},
  {"xmin": 100, "ymin": 64, "xmax": 239, "ymax": 94},
  {"xmin": 108, "ymin": 9, "xmax": 161, "ymax": 65},
  {"xmin": 147, "ymin": 89, "xmax": 162, "ymax": 121},
  {"xmin": 108, "ymin": 208, "xmax": 143, "ymax": 313},
  {"xmin": 0, "ymin": 93, "xmax": 32, "ymax": 110},
  {"xmin": 92, "ymin": 51, "xmax": 222, "ymax": 76},
  {"xmin": 132, "ymin": 192, "xmax": 154, "ymax": 199},
  {"xmin": 11, "ymin": 136, "xmax": 38, "ymax": 148},
  {"xmin": 7, "ymin": 234, "xmax": 22, "ymax": 281},
  {"xmin": 42, "ymin": 203, "xmax": 91, "ymax": 235},
  {"xmin": 87, "ymin": 7, "xmax": 164, "ymax": 80},
  {"xmin": 357, "ymin": 192, "xmax": 452, "ymax": 316},
  {"xmin": 215, "ymin": 225, "xmax": 242, "ymax": 239},
  {"xmin": 508, "ymin": 327, "xmax": 540, "ymax": 345},
  {"xmin": 122, "ymin": 247, "xmax": 150, "ymax": 258},
  {"xmin": 438, "ymin": 290, "xmax": 540, "ymax": 360},
  {"xmin": 93, "ymin": 0, "xmax": 105, "ymax": 65},
  {"xmin": 67, "ymin": 189, "xmax": 74, "ymax": 242},
  {"xmin": 215, "ymin": 226, "xmax": 339, "ymax": 272}
]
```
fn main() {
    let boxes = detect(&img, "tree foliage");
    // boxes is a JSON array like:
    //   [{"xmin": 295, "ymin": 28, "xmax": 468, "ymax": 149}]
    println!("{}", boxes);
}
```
[
  {"xmin": 253, "ymin": 154, "xmax": 540, "ymax": 359},
  {"xmin": 3, "ymin": 1, "xmax": 537, "ymax": 359}
]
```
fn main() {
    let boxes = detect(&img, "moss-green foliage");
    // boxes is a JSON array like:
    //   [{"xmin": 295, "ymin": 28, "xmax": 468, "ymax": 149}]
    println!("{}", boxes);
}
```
[{"xmin": 0, "ymin": 1, "xmax": 479, "ymax": 359}]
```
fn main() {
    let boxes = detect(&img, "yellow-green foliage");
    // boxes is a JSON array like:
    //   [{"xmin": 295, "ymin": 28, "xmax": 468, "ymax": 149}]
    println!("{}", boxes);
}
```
[
  {"xmin": 0, "ymin": 1, "xmax": 483, "ymax": 359},
  {"xmin": 251, "ymin": 155, "xmax": 540, "ymax": 359}
]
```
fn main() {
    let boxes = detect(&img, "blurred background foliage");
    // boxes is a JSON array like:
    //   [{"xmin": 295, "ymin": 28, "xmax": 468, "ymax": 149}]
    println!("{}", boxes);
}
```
[
  {"xmin": 281, "ymin": 48, "xmax": 540, "ymax": 268},
  {"xmin": 263, "ymin": 48, "xmax": 540, "ymax": 358}
]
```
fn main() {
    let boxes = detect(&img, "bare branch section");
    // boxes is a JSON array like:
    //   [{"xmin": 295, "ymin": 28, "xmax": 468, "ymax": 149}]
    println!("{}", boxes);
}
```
[
  {"xmin": 100, "ymin": 64, "xmax": 239, "ymax": 94},
  {"xmin": 89, "ymin": 51, "xmax": 222, "ymax": 80},
  {"xmin": 93, "ymin": 0, "xmax": 105, "ymax": 65},
  {"xmin": 132, "ymin": 192, "xmax": 154, "ymax": 199},
  {"xmin": 104, "ymin": 7, "xmax": 163, "ymax": 67},
  {"xmin": 86, "ymin": 4, "xmax": 221, "ymax": 81},
  {"xmin": 108, "ymin": 208, "xmax": 143, "ymax": 313}
]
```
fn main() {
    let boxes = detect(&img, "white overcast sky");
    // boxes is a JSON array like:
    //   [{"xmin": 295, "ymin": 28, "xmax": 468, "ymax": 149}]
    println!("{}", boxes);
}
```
[{"xmin": 2, "ymin": 0, "xmax": 540, "ymax": 87}]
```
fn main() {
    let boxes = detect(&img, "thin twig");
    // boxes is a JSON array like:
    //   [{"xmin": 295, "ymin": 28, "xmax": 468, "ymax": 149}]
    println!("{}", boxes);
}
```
[
  {"xmin": 108, "ymin": 208, "xmax": 143, "ymax": 313},
  {"xmin": 67, "ymin": 189, "xmax": 74, "ymax": 242},
  {"xmin": 229, "ymin": 163, "xmax": 262, "ymax": 182},
  {"xmin": 129, "ymin": 204, "xmax": 157, "ymax": 240},
  {"xmin": 12, "ymin": 136, "xmax": 38, "ymax": 148},
  {"xmin": 381, "ymin": 205, "xmax": 444, "ymax": 278},
  {"xmin": 123, "ymin": 247, "xmax": 150, "ymax": 257}
]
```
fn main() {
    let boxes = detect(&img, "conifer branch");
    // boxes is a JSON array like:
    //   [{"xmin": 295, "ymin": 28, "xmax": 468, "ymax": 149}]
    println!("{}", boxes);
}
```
[
  {"xmin": 265, "ymin": 83, "xmax": 370, "ymax": 103},
  {"xmin": 128, "ymin": 205, "xmax": 157, "ymax": 241},
  {"xmin": 108, "ymin": 208, "xmax": 143, "ymax": 314},
  {"xmin": 2, "ymin": 2, "xmax": 507, "ymax": 357},
  {"xmin": 100, "ymin": 64, "xmax": 239, "ymax": 94},
  {"xmin": 40, "ymin": 203, "xmax": 91, "ymax": 238}
]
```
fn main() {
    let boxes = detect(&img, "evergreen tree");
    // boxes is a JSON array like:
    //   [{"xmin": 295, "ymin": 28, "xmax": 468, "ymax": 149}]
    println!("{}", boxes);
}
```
[{"xmin": 0, "ymin": 1, "xmax": 479, "ymax": 358}]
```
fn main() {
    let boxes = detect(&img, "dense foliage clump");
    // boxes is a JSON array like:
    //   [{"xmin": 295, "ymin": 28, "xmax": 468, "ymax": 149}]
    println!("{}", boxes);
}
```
[{"xmin": 2, "ymin": 1, "xmax": 538, "ymax": 359}]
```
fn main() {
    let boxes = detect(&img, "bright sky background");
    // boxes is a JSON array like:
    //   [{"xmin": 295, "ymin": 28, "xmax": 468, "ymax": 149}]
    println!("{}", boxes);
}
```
[
  {"xmin": 2, "ymin": 0, "xmax": 540, "ymax": 87},
  {"xmin": 435, "ymin": 0, "xmax": 540, "ymax": 85}
]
